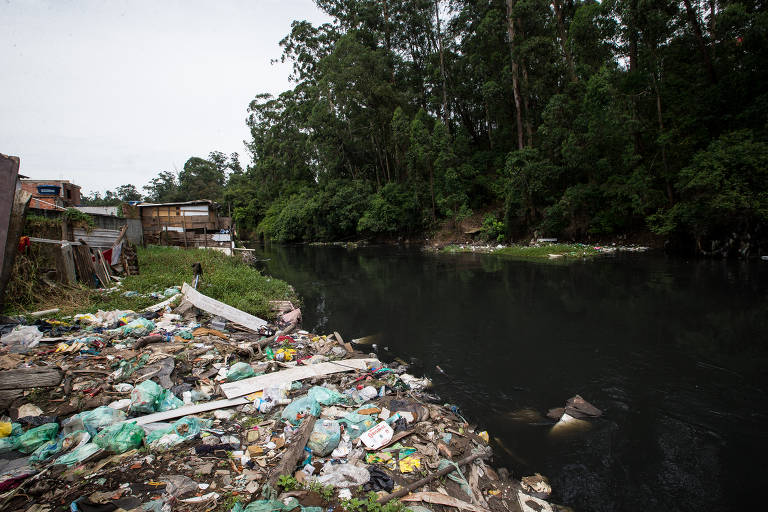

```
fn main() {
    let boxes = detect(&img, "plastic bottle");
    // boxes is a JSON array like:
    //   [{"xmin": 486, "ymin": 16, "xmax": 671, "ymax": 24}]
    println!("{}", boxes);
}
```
[{"xmin": 251, "ymin": 398, "xmax": 274, "ymax": 414}]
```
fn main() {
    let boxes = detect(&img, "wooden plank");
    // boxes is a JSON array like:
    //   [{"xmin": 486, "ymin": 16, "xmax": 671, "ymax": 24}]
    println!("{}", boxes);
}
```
[
  {"xmin": 72, "ymin": 245, "xmax": 95, "ymax": 286},
  {"xmin": 220, "ymin": 358, "xmax": 379, "ymax": 399},
  {"xmin": 0, "ymin": 154, "xmax": 19, "ymax": 279},
  {"xmin": 78, "ymin": 239, "xmax": 109, "ymax": 287},
  {"xmin": 54, "ymin": 243, "xmax": 76, "ymax": 285},
  {"xmin": 181, "ymin": 282, "xmax": 267, "ymax": 332},
  {"xmin": 268, "ymin": 416, "xmax": 316, "ymax": 486},
  {"xmin": 0, "ymin": 367, "xmax": 63, "ymax": 390},
  {"xmin": 127, "ymin": 396, "xmax": 249, "ymax": 425},
  {"xmin": 0, "ymin": 158, "xmax": 31, "ymax": 308}
]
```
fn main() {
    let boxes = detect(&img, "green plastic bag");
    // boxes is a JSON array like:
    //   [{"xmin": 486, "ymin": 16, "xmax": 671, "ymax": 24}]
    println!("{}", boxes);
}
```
[
  {"xmin": 30, "ymin": 430, "xmax": 90, "ymax": 464},
  {"xmin": 227, "ymin": 362, "xmax": 256, "ymax": 382},
  {"xmin": 17, "ymin": 423, "xmax": 59, "ymax": 454},
  {"xmin": 242, "ymin": 498, "xmax": 299, "ymax": 512},
  {"xmin": 130, "ymin": 380, "xmax": 164, "ymax": 413},
  {"xmin": 146, "ymin": 416, "xmax": 209, "ymax": 445},
  {"xmin": 307, "ymin": 386, "xmax": 345, "ymax": 405},
  {"xmin": 157, "ymin": 389, "xmax": 183, "ymax": 412},
  {"xmin": 0, "ymin": 435, "xmax": 20, "ymax": 454},
  {"xmin": 281, "ymin": 396, "xmax": 321, "ymax": 426},
  {"xmin": 307, "ymin": 419, "xmax": 340, "ymax": 456},
  {"xmin": 94, "ymin": 421, "xmax": 145, "ymax": 453},
  {"xmin": 120, "ymin": 317, "xmax": 155, "ymax": 337},
  {"xmin": 338, "ymin": 413, "xmax": 376, "ymax": 440},
  {"xmin": 79, "ymin": 406, "xmax": 127, "ymax": 436},
  {"xmin": 54, "ymin": 442, "xmax": 101, "ymax": 466}
]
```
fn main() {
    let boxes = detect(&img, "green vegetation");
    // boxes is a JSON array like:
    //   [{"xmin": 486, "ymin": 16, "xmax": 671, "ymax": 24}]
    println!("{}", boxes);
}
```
[
  {"xmin": 442, "ymin": 243, "xmax": 599, "ymax": 261},
  {"xmin": 277, "ymin": 474, "xmax": 299, "ymax": 491},
  {"xmin": 3, "ymin": 246, "xmax": 296, "ymax": 317},
  {"xmin": 62, "ymin": 208, "xmax": 95, "ymax": 230},
  {"xmin": 340, "ymin": 493, "xmax": 405, "ymax": 512},
  {"xmin": 85, "ymin": 0, "xmax": 768, "ymax": 255}
]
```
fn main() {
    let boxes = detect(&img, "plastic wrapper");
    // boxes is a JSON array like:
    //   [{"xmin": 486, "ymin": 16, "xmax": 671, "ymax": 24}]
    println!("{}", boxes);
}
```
[
  {"xmin": 262, "ymin": 383, "xmax": 291, "ymax": 402},
  {"xmin": 163, "ymin": 287, "xmax": 180, "ymax": 297},
  {"xmin": 307, "ymin": 419, "xmax": 341, "ymax": 457},
  {"xmin": 16, "ymin": 423, "xmax": 59, "ymax": 454},
  {"xmin": 53, "ymin": 442, "xmax": 102, "ymax": 466},
  {"xmin": 307, "ymin": 386, "xmax": 345, "ymax": 406},
  {"xmin": 314, "ymin": 463, "xmax": 370, "ymax": 488},
  {"xmin": 226, "ymin": 362, "xmax": 256, "ymax": 382},
  {"xmin": 162, "ymin": 474, "xmax": 197, "ymax": 497},
  {"xmin": 78, "ymin": 406, "xmax": 127, "ymax": 436},
  {"xmin": 281, "ymin": 396, "xmax": 321, "ymax": 425},
  {"xmin": 94, "ymin": 421, "xmax": 145, "ymax": 453},
  {"xmin": 0, "ymin": 325, "xmax": 43, "ymax": 352},
  {"xmin": 0, "ymin": 422, "xmax": 12, "ymax": 438},
  {"xmin": 30, "ymin": 430, "xmax": 90, "ymax": 464}
]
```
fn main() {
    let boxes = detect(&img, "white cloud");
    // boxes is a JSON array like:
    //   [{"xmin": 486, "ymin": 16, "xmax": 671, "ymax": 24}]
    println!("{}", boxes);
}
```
[{"xmin": 0, "ymin": 0, "xmax": 330, "ymax": 195}]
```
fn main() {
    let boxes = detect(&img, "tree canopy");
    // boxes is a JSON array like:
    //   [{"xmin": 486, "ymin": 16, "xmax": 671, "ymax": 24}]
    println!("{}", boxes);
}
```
[{"xmin": 88, "ymin": 0, "xmax": 768, "ymax": 255}]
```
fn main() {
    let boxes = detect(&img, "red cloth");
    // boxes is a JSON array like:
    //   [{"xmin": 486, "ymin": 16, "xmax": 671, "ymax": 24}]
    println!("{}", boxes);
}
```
[{"xmin": 17, "ymin": 236, "xmax": 30, "ymax": 253}]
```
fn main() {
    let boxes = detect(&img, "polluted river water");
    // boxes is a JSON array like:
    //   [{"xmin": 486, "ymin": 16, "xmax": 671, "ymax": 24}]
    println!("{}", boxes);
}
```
[{"xmin": 252, "ymin": 244, "xmax": 768, "ymax": 512}]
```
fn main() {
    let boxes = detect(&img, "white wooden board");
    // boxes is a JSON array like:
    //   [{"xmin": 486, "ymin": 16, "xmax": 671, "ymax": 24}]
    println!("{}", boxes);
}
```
[
  {"xmin": 127, "ymin": 397, "xmax": 249, "ymax": 425},
  {"xmin": 220, "ymin": 358, "xmax": 379, "ymax": 399},
  {"xmin": 181, "ymin": 282, "xmax": 267, "ymax": 330}
]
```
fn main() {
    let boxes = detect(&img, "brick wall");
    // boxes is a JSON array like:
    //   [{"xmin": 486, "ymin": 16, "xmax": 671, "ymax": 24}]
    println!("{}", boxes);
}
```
[{"xmin": 21, "ymin": 181, "xmax": 82, "ymax": 209}]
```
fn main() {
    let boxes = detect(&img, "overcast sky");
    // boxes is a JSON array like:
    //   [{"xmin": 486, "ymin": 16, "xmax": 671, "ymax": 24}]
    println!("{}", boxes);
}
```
[{"xmin": 1, "ymin": 0, "xmax": 330, "ymax": 196}]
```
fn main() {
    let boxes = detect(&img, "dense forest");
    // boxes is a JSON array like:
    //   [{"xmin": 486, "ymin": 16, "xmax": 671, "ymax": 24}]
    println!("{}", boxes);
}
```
[{"xmin": 85, "ymin": 0, "xmax": 768, "ymax": 255}]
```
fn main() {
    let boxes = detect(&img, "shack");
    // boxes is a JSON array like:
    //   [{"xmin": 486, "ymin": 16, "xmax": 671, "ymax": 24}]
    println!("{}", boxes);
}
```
[
  {"xmin": 20, "ymin": 179, "xmax": 81, "ymax": 210},
  {"xmin": 133, "ymin": 200, "xmax": 234, "ymax": 254}
]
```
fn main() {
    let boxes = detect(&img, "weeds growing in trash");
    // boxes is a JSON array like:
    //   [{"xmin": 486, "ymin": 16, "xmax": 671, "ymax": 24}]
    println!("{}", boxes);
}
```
[{"xmin": 277, "ymin": 474, "xmax": 299, "ymax": 491}]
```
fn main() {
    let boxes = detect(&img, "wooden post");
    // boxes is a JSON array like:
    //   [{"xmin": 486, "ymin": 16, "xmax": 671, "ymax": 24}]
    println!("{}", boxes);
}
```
[
  {"xmin": 0, "ymin": 154, "xmax": 31, "ymax": 308},
  {"xmin": 204, "ymin": 226, "xmax": 208, "ymax": 248},
  {"xmin": 182, "ymin": 214, "xmax": 188, "ymax": 248}
]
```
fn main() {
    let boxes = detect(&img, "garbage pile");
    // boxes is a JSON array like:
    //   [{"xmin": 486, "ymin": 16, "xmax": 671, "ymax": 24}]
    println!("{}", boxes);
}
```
[{"xmin": 0, "ymin": 285, "xmax": 569, "ymax": 512}]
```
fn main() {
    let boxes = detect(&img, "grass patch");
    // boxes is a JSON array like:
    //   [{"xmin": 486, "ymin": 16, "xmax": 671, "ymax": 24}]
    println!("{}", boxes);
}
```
[
  {"xmin": 442, "ymin": 243, "xmax": 599, "ymax": 261},
  {"xmin": 3, "ymin": 246, "xmax": 296, "ymax": 318}
]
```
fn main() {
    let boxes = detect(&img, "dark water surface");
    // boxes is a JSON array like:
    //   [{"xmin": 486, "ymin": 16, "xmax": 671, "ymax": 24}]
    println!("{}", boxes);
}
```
[{"xmin": 253, "ymin": 244, "xmax": 768, "ymax": 512}]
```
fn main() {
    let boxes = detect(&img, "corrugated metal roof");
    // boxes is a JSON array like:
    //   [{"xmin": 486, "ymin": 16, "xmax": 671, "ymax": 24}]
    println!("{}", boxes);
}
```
[
  {"xmin": 137, "ymin": 200, "xmax": 215, "ymax": 208},
  {"xmin": 75, "ymin": 206, "xmax": 120, "ymax": 216}
]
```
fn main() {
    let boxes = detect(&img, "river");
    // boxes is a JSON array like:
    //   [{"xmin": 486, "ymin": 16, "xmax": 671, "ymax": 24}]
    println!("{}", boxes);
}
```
[{"xmin": 251, "ymin": 244, "xmax": 768, "ymax": 512}]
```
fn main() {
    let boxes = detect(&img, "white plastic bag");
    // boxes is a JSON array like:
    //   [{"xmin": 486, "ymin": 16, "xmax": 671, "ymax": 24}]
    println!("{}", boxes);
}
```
[{"xmin": 1, "ymin": 326, "xmax": 43, "ymax": 352}]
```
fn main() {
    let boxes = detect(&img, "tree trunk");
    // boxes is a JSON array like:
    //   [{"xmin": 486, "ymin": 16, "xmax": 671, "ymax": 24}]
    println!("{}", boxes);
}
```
[
  {"xmin": 517, "ymin": 20, "xmax": 534, "ymax": 147},
  {"xmin": 681, "ymin": 0, "xmax": 717, "ymax": 83},
  {"xmin": 552, "ymin": 0, "xmax": 577, "ymax": 82},
  {"xmin": 429, "ymin": 165, "xmax": 436, "ymax": 221},
  {"xmin": 651, "ymin": 63, "xmax": 672, "ymax": 206},
  {"xmin": 435, "ymin": 0, "xmax": 450, "ymax": 129},
  {"xmin": 505, "ymin": 0, "xmax": 525, "ymax": 150}
]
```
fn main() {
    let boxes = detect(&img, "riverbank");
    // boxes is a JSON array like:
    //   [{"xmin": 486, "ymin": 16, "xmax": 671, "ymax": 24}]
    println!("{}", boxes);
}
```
[
  {"xmin": 3, "ymin": 246, "xmax": 297, "ymax": 319},
  {"xmin": 437, "ymin": 242, "xmax": 650, "ymax": 261},
  {"xmin": 0, "ymin": 274, "xmax": 574, "ymax": 512}
]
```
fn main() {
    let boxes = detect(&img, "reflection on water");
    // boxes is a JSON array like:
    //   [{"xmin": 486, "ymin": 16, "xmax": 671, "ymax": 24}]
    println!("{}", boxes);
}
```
[{"xmin": 252, "ymin": 243, "xmax": 768, "ymax": 512}]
